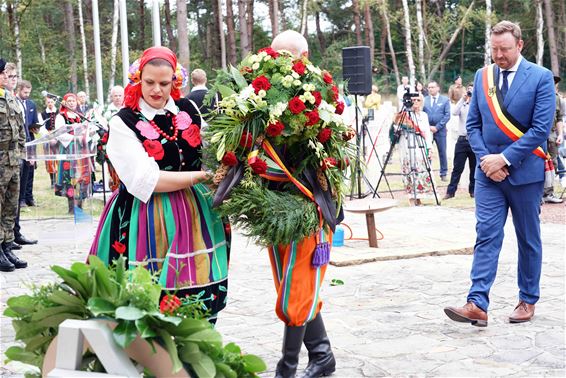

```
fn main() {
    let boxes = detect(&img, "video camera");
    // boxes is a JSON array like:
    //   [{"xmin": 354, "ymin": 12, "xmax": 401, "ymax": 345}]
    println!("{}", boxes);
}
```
[{"xmin": 402, "ymin": 87, "xmax": 420, "ymax": 110}]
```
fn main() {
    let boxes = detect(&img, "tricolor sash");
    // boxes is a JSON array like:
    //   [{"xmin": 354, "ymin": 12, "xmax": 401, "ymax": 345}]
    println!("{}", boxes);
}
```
[{"xmin": 482, "ymin": 64, "xmax": 547, "ymax": 160}]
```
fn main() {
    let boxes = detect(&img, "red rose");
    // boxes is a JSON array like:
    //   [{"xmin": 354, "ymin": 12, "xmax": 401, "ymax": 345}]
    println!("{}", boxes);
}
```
[
  {"xmin": 305, "ymin": 109, "xmax": 320, "ymax": 126},
  {"xmin": 159, "ymin": 294, "xmax": 181, "ymax": 315},
  {"xmin": 322, "ymin": 157, "xmax": 337, "ymax": 170},
  {"xmin": 317, "ymin": 128, "xmax": 332, "ymax": 143},
  {"xmin": 63, "ymin": 161, "xmax": 71, "ymax": 170},
  {"xmin": 313, "ymin": 91, "xmax": 322, "ymax": 106},
  {"xmin": 331, "ymin": 85, "xmax": 339, "ymax": 101},
  {"xmin": 335, "ymin": 101, "xmax": 345, "ymax": 115},
  {"xmin": 323, "ymin": 71, "xmax": 333, "ymax": 84},
  {"xmin": 266, "ymin": 120, "xmax": 285, "ymax": 137},
  {"xmin": 251, "ymin": 75, "xmax": 271, "ymax": 94},
  {"xmin": 112, "ymin": 240, "xmax": 126, "ymax": 254},
  {"xmin": 249, "ymin": 157, "xmax": 268, "ymax": 174},
  {"xmin": 292, "ymin": 60, "xmax": 306, "ymax": 75},
  {"xmin": 258, "ymin": 47, "xmax": 279, "ymax": 58},
  {"xmin": 182, "ymin": 123, "xmax": 201, "ymax": 147},
  {"xmin": 142, "ymin": 139, "xmax": 165, "ymax": 160},
  {"xmin": 239, "ymin": 131, "xmax": 254, "ymax": 149},
  {"xmin": 222, "ymin": 151, "xmax": 238, "ymax": 166},
  {"xmin": 288, "ymin": 97, "xmax": 306, "ymax": 114}
]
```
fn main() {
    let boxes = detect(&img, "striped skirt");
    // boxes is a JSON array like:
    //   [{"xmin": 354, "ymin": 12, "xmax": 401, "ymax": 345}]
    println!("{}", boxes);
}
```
[{"xmin": 89, "ymin": 183, "xmax": 230, "ymax": 318}]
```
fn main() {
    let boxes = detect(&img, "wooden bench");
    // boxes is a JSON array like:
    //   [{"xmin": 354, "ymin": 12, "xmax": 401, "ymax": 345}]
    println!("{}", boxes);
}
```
[{"xmin": 342, "ymin": 198, "xmax": 398, "ymax": 248}]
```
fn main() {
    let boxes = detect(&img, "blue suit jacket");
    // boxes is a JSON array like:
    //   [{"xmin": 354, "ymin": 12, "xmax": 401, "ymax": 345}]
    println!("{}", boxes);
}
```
[
  {"xmin": 466, "ymin": 58, "xmax": 555, "ymax": 186},
  {"xmin": 423, "ymin": 95, "xmax": 451, "ymax": 135},
  {"xmin": 21, "ymin": 98, "xmax": 39, "ymax": 142}
]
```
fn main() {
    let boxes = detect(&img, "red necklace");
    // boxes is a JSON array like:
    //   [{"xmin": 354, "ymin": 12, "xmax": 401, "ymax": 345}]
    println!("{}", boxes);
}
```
[{"xmin": 148, "ymin": 113, "xmax": 179, "ymax": 142}]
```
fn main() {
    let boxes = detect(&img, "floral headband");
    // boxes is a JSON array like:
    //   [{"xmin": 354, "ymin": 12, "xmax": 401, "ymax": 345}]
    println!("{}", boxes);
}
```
[{"xmin": 128, "ymin": 59, "xmax": 188, "ymax": 89}]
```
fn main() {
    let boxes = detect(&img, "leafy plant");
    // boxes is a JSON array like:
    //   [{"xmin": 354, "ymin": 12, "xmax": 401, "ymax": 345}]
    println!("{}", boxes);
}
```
[{"xmin": 4, "ymin": 256, "xmax": 265, "ymax": 378}]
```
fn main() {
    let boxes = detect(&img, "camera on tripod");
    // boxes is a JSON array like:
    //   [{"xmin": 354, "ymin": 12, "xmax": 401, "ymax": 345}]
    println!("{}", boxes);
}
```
[{"xmin": 402, "ymin": 87, "xmax": 420, "ymax": 109}]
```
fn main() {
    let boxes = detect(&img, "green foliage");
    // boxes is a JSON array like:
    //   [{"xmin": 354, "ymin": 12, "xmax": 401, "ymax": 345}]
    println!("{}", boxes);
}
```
[{"xmin": 4, "ymin": 256, "xmax": 264, "ymax": 377}]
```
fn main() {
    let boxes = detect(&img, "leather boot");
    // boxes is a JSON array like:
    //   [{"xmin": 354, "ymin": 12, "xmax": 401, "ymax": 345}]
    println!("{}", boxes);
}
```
[
  {"xmin": 299, "ymin": 315, "xmax": 336, "ymax": 378},
  {"xmin": 67, "ymin": 198, "xmax": 75, "ymax": 214},
  {"xmin": 2, "ymin": 242, "xmax": 27, "ymax": 269},
  {"xmin": 0, "ymin": 245, "xmax": 15, "ymax": 272},
  {"xmin": 275, "ymin": 324, "xmax": 307, "ymax": 378}
]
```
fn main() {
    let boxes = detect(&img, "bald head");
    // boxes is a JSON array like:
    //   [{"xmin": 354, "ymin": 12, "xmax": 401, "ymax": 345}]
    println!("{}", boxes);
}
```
[{"xmin": 271, "ymin": 30, "xmax": 308, "ymax": 58}]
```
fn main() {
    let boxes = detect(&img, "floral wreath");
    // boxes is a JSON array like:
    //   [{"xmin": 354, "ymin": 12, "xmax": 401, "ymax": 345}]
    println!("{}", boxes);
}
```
[{"xmin": 128, "ymin": 59, "xmax": 188, "ymax": 90}]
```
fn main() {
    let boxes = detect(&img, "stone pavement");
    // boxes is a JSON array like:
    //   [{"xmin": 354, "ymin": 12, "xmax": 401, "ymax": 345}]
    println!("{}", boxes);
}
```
[{"xmin": 1, "ymin": 204, "xmax": 565, "ymax": 377}]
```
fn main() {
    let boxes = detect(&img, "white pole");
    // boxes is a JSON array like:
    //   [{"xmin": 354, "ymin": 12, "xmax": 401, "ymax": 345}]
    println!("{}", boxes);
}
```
[
  {"xmin": 92, "ymin": 0, "xmax": 104, "ymax": 106},
  {"xmin": 152, "ymin": 0, "xmax": 161, "ymax": 46},
  {"xmin": 119, "ymin": 0, "xmax": 130, "ymax": 86}
]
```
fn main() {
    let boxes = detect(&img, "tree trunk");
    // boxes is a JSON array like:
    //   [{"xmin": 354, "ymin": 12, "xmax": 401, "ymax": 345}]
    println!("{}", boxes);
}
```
[
  {"xmin": 218, "ymin": 0, "xmax": 227, "ymax": 69},
  {"xmin": 279, "ymin": 0, "xmax": 287, "ymax": 30},
  {"xmin": 300, "ymin": 0, "xmax": 308, "ymax": 35},
  {"xmin": 177, "ymin": 0, "xmax": 190, "ymax": 91},
  {"xmin": 109, "ymin": 0, "xmax": 120, "ymax": 92},
  {"xmin": 270, "ymin": 0, "xmax": 279, "ymax": 37},
  {"xmin": 164, "ymin": 0, "xmax": 177, "ymax": 52},
  {"xmin": 226, "ymin": 0, "xmax": 237, "ymax": 65},
  {"xmin": 427, "ymin": 1, "xmax": 475, "ymax": 82},
  {"xmin": 247, "ymin": 0, "xmax": 254, "ymax": 51},
  {"xmin": 415, "ymin": 0, "xmax": 426, "ymax": 81},
  {"xmin": 363, "ymin": 2, "xmax": 375, "ymax": 62},
  {"xmin": 535, "ymin": 0, "xmax": 544, "ymax": 66},
  {"xmin": 401, "ymin": 0, "xmax": 415, "ymax": 85},
  {"xmin": 484, "ymin": 0, "xmax": 492, "ymax": 66},
  {"xmin": 379, "ymin": 21, "xmax": 388, "ymax": 78},
  {"xmin": 352, "ymin": 0, "xmax": 362, "ymax": 45},
  {"xmin": 78, "ymin": 0, "xmax": 90, "ymax": 98},
  {"xmin": 380, "ymin": 0, "xmax": 399, "ymax": 86},
  {"xmin": 542, "ymin": 0, "xmax": 559, "ymax": 74},
  {"xmin": 315, "ymin": 11, "xmax": 326, "ymax": 55},
  {"xmin": 460, "ymin": 28, "xmax": 465, "ymax": 74},
  {"xmin": 238, "ymin": 0, "xmax": 249, "ymax": 58},
  {"xmin": 64, "ymin": 0, "xmax": 78, "ymax": 92},
  {"xmin": 140, "ymin": 0, "xmax": 146, "ymax": 50},
  {"xmin": 13, "ymin": 0, "xmax": 22, "ymax": 77}
]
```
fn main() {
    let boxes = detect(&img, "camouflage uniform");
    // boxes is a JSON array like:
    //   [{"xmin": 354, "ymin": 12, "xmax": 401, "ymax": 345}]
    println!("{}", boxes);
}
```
[{"xmin": 0, "ymin": 87, "xmax": 25, "ymax": 244}]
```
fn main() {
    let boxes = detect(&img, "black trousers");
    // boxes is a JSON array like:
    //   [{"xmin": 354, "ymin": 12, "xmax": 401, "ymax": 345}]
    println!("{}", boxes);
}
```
[{"xmin": 447, "ymin": 136, "xmax": 476, "ymax": 195}]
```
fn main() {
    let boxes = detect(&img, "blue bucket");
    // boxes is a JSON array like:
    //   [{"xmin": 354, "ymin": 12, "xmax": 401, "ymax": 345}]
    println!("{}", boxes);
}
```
[{"xmin": 332, "ymin": 226, "xmax": 344, "ymax": 247}]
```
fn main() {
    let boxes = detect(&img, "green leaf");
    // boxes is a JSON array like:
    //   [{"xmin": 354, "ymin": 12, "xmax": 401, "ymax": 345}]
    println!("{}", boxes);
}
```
[
  {"xmin": 31, "ymin": 305, "xmax": 83, "ymax": 322},
  {"xmin": 113, "ymin": 320, "xmax": 138, "ymax": 349},
  {"xmin": 230, "ymin": 65, "xmax": 248, "ymax": 89},
  {"xmin": 149, "ymin": 311, "xmax": 182, "ymax": 326},
  {"xmin": 87, "ymin": 298, "xmax": 116, "ymax": 316},
  {"xmin": 38, "ymin": 313, "xmax": 83, "ymax": 328},
  {"xmin": 24, "ymin": 334, "xmax": 53, "ymax": 353},
  {"xmin": 13, "ymin": 320, "xmax": 48, "ymax": 340},
  {"xmin": 115, "ymin": 306, "xmax": 146, "ymax": 321},
  {"xmin": 156, "ymin": 329, "xmax": 183, "ymax": 374},
  {"xmin": 166, "ymin": 318, "xmax": 210, "ymax": 337},
  {"xmin": 135, "ymin": 318, "xmax": 157, "ymax": 339},
  {"xmin": 184, "ymin": 329, "xmax": 222, "ymax": 349},
  {"xmin": 223, "ymin": 342, "xmax": 241, "ymax": 355},
  {"xmin": 215, "ymin": 362, "xmax": 237, "ymax": 378},
  {"xmin": 48, "ymin": 290, "xmax": 85, "ymax": 307},
  {"xmin": 6, "ymin": 295, "xmax": 36, "ymax": 315},
  {"xmin": 179, "ymin": 342, "xmax": 200, "ymax": 363},
  {"xmin": 70, "ymin": 261, "xmax": 89, "ymax": 275},
  {"xmin": 242, "ymin": 354, "xmax": 267, "ymax": 373},
  {"xmin": 51, "ymin": 266, "xmax": 88, "ymax": 299},
  {"xmin": 3, "ymin": 307, "xmax": 20, "ymax": 318},
  {"xmin": 216, "ymin": 84, "xmax": 237, "ymax": 99},
  {"xmin": 330, "ymin": 279, "xmax": 345, "ymax": 286},
  {"xmin": 4, "ymin": 346, "xmax": 42, "ymax": 367},
  {"xmin": 190, "ymin": 353, "xmax": 216, "ymax": 378}
]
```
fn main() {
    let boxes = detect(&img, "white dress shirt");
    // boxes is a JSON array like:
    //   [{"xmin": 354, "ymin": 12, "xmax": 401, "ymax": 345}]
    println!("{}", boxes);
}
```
[{"xmin": 498, "ymin": 55, "xmax": 522, "ymax": 90}]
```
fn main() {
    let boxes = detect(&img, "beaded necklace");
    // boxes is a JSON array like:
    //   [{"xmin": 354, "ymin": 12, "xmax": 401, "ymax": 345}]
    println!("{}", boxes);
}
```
[{"xmin": 140, "ymin": 110, "xmax": 179, "ymax": 142}]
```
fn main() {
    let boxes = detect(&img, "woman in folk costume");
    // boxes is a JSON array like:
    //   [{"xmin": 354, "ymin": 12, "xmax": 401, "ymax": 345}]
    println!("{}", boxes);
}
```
[
  {"xmin": 54, "ymin": 93, "xmax": 92, "ymax": 213},
  {"xmin": 41, "ymin": 96, "xmax": 58, "ymax": 188},
  {"xmin": 88, "ymin": 47, "xmax": 230, "ymax": 322}
]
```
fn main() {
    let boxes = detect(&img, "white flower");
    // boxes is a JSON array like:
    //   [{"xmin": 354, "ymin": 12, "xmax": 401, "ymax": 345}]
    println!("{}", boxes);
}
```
[
  {"xmin": 258, "ymin": 89, "xmax": 267, "ymax": 97},
  {"xmin": 258, "ymin": 51, "xmax": 268, "ymax": 59},
  {"xmin": 307, "ymin": 64, "xmax": 322, "ymax": 75},
  {"xmin": 293, "ymin": 79, "xmax": 302, "ymax": 87},
  {"xmin": 299, "ymin": 95, "xmax": 306, "ymax": 102},
  {"xmin": 271, "ymin": 102, "xmax": 288, "ymax": 117},
  {"xmin": 292, "ymin": 72, "xmax": 300, "ymax": 79},
  {"xmin": 239, "ymin": 85, "xmax": 254, "ymax": 100},
  {"xmin": 263, "ymin": 55, "xmax": 272, "ymax": 61},
  {"xmin": 302, "ymin": 84, "xmax": 310, "ymax": 91},
  {"xmin": 252, "ymin": 62, "xmax": 260, "ymax": 70}
]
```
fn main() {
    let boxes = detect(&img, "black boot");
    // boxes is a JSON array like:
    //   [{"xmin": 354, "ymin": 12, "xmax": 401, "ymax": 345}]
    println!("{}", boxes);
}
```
[
  {"xmin": 2, "ymin": 243, "xmax": 27, "ymax": 269},
  {"xmin": 299, "ymin": 315, "xmax": 336, "ymax": 378},
  {"xmin": 275, "ymin": 324, "xmax": 307, "ymax": 378},
  {"xmin": 67, "ymin": 198, "xmax": 74, "ymax": 214},
  {"xmin": 0, "ymin": 245, "xmax": 15, "ymax": 272}
]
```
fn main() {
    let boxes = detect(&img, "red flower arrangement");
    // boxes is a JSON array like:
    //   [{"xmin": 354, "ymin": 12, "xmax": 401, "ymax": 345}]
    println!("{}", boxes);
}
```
[
  {"xmin": 249, "ymin": 157, "xmax": 268, "ymax": 174},
  {"xmin": 288, "ymin": 97, "xmax": 306, "ymax": 114},
  {"xmin": 251, "ymin": 75, "xmax": 271, "ymax": 94},
  {"xmin": 313, "ymin": 91, "xmax": 322, "ymax": 106},
  {"xmin": 292, "ymin": 61, "xmax": 306, "ymax": 75},
  {"xmin": 323, "ymin": 71, "xmax": 333, "ymax": 84},
  {"xmin": 317, "ymin": 128, "xmax": 332, "ymax": 143},
  {"xmin": 258, "ymin": 47, "xmax": 279, "ymax": 59},
  {"xmin": 335, "ymin": 101, "xmax": 345, "ymax": 115},
  {"xmin": 159, "ymin": 294, "xmax": 182, "ymax": 315},
  {"xmin": 266, "ymin": 120, "xmax": 285, "ymax": 137},
  {"xmin": 305, "ymin": 109, "xmax": 320, "ymax": 127},
  {"xmin": 240, "ymin": 131, "xmax": 254, "ymax": 149},
  {"xmin": 222, "ymin": 151, "xmax": 238, "ymax": 166}
]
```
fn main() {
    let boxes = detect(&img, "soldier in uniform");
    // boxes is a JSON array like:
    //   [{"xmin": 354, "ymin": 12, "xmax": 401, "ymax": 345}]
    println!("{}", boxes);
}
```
[{"xmin": 0, "ymin": 58, "xmax": 28, "ymax": 272}]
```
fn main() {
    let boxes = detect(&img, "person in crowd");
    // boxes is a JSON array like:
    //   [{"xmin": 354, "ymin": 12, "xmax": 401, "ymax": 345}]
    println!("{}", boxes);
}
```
[
  {"xmin": 16, "ymin": 80, "xmax": 39, "ymax": 208},
  {"xmin": 444, "ymin": 20, "xmax": 555, "ymax": 327},
  {"xmin": 541, "ymin": 76, "xmax": 563, "ymax": 204},
  {"xmin": 448, "ymin": 75, "xmax": 465, "ymax": 104},
  {"xmin": 415, "ymin": 81, "xmax": 428, "ymax": 97},
  {"xmin": 88, "ymin": 46, "xmax": 230, "ymax": 324},
  {"xmin": 76, "ymin": 91, "xmax": 91, "ymax": 116},
  {"xmin": 444, "ymin": 83, "xmax": 476, "ymax": 200},
  {"xmin": 187, "ymin": 68, "xmax": 217, "ymax": 117},
  {"xmin": 364, "ymin": 84, "xmax": 381, "ymax": 120},
  {"xmin": 268, "ymin": 30, "xmax": 337, "ymax": 378},
  {"xmin": 41, "ymin": 96, "xmax": 59, "ymax": 188},
  {"xmin": 396, "ymin": 75, "xmax": 411, "ymax": 110},
  {"xmin": 0, "ymin": 58, "xmax": 28, "ymax": 272},
  {"xmin": 423, "ymin": 81, "xmax": 451, "ymax": 181},
  {"xmin": 396, "ymin": 95, "xmax": 434, "ymax": 206},
  {"xmin": 54, "ymin": 93, "xmax": 91, "ymax": 213},
  {"xmin": 103, "ymin": 85, "xmax": 124, "ymax": 121}
]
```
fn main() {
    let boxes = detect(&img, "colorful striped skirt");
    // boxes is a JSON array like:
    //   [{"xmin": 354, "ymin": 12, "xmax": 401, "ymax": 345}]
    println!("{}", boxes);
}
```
[{"xmin": 89, "ymin": 183, "xmax": 230, "ymax": 318}]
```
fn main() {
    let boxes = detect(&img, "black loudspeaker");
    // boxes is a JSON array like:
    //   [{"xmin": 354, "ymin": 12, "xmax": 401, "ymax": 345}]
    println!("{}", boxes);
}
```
[{"xmin": 342, "ymin": 46, "xmax": 372, "ymax": 95}]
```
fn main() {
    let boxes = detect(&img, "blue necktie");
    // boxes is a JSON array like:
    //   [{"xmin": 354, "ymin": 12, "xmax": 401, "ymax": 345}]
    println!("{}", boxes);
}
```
[{"xmin": 501, "ymin": 70, "xmax": 510, "ymax": 99}]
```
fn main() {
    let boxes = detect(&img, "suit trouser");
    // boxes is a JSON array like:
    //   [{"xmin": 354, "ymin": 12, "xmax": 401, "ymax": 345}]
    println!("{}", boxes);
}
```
[
  {"xmin": 468, "ymin": 178, "xmax": 543, "ymax": 312},
  {"xmin": 447, "ymin": 136, "xmax": 476, "ymax": 195},
  {"xmin": 433, "ymin": 132, "xmax": 448, "ymax": 177},
  {"xmin": 268, "ymin": 231, "xmax": 332, "ymax": 326}
]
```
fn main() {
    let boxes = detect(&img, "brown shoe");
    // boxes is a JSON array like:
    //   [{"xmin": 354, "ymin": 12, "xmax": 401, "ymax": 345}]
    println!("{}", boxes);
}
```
[
  {"xmin": 444, "ymin": 302, "xmax": 488, "ymax": 327},
  {"xmin": 509, "ymin": 301, "xmax": 535, "ymax": 323}
]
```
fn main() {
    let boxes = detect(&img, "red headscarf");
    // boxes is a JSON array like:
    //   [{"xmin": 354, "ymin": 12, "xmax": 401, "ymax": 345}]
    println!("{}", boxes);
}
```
[
  {"xmin": 59, "ymin": 93, "xmax": 80, "ymax": 119},
  {"xmin": 123, "ymin": 46, "xmax": 181, "ymax": 111}
]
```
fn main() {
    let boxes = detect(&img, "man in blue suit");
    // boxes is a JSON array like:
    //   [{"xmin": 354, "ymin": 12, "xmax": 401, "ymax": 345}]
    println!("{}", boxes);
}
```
[
  {"xmin": 444, "ymin": 21, "xmax": 555, "ymax": 327},
  {"xmin": 423, "ymin": 81, "xmax": 451, "ymax": 181}
]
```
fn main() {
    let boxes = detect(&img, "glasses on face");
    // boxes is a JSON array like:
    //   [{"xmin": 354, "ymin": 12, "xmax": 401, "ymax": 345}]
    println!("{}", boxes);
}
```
[{"xmin": 7, "ymin": 75, "xmax": 17, "ymax": 79}]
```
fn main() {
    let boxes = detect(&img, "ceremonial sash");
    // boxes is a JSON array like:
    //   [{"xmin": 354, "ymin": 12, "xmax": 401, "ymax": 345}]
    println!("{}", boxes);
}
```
[{"xmin": 482, "ymin": 64, "xmax": 547, "ymax": 160}]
